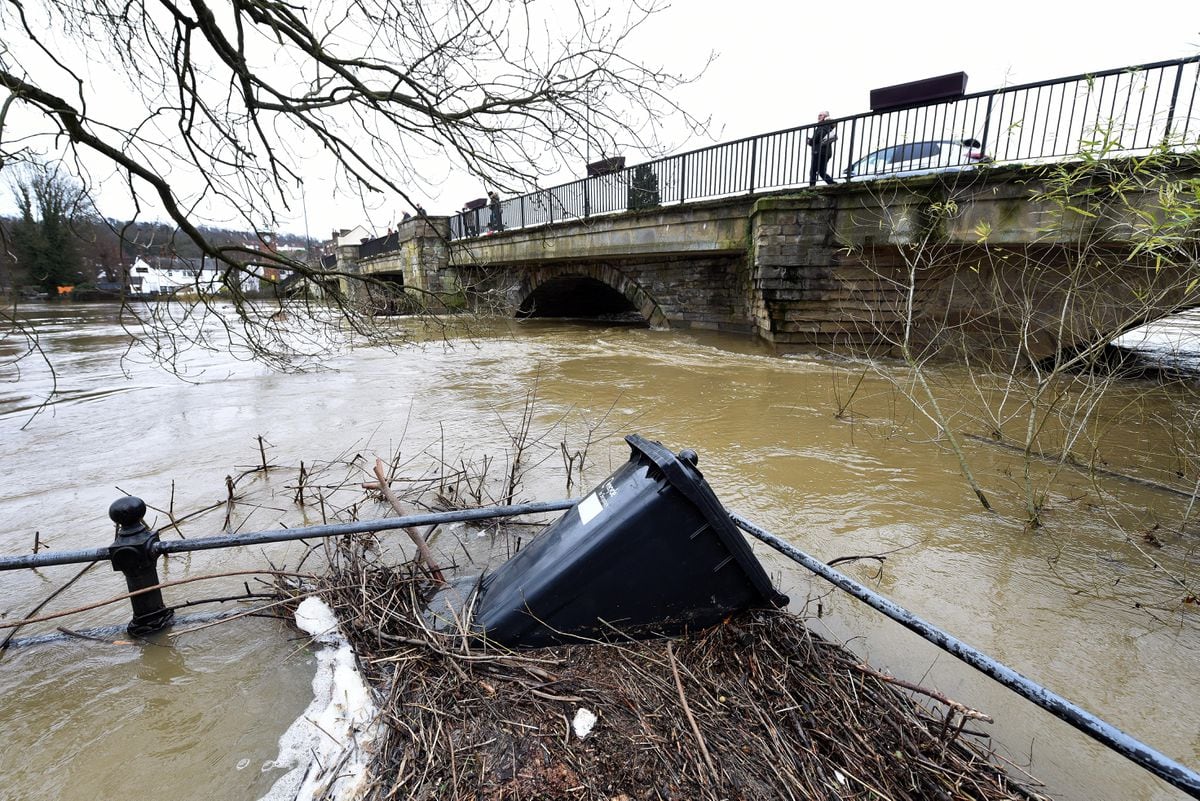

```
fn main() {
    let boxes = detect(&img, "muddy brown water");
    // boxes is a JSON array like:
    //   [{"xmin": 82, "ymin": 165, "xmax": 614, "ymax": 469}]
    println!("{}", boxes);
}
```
[{"xmin": 1, "ymin": 302, "xmax": 1198, "ymax": 800}]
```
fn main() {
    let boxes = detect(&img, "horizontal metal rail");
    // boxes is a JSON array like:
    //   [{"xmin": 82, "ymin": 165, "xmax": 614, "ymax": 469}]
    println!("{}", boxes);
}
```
[
  {"xmin": 0, "ymin": 500, "xmax": 578, "ymax": 571},
  {"xmin": 3, "ymin": 495, "xmax": 1198, "ymax": 795},
  {"xmin": 731, "ymin": 511, "xmax": 1200, "ymax": 800}
]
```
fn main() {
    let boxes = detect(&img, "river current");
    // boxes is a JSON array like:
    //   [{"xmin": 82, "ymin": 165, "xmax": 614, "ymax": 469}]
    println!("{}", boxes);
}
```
[{"xmin": 1, "ymin": 302, "xmax": 1198, "ymax": 800}]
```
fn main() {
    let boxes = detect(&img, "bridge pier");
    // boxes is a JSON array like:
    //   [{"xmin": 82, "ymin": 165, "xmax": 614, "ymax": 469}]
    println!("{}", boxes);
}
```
[{"xmin": 349, "ymin": 217, "xmax": 461, "ymax": 310}]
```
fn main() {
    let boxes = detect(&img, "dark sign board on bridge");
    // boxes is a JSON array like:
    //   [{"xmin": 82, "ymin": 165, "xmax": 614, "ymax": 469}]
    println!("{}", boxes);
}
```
[
  {"xmin": 587, "ymin": 156, "xmax": 626, "ymax": 177},
  {"xmin": 870, "ymin": 72, "xmax": 968, "ymax": 112}
]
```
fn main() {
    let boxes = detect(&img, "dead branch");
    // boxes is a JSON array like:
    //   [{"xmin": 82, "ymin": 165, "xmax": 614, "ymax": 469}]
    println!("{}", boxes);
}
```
[{"xmin": 372, "ymin": 457, "xmax": 445, "ymax": 583}]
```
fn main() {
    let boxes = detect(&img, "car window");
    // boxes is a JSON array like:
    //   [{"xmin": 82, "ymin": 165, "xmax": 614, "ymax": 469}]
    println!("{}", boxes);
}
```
[{"xmin": 890, "ymin": 142, "xmax": 941, "ymax": 163}]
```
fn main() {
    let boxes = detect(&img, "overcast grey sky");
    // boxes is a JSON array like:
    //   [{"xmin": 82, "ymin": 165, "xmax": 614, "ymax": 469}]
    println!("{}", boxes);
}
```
[
  {"xmin": 2, "ymin": 0, "xmax": 1197, "ymax": 239},
  {"xmin": 637, "ymin": 1, "xmax": 1199, "ymax": 149}
]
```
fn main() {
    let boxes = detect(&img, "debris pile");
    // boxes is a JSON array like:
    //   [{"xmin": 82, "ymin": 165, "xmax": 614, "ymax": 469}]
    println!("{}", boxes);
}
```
[{"xmin": 302, "ymin": 543, "xmax": 1049, "ymax": 801}]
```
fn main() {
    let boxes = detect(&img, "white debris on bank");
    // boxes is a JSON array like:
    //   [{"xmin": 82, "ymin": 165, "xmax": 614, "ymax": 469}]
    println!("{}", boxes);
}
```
[
  {"xmin": 259, "ymin": 597, "xmax": 380, "ymax": 801},
  {"xmin": 572, "ymin": 707, "xmax": 597, "ymax": 739}
]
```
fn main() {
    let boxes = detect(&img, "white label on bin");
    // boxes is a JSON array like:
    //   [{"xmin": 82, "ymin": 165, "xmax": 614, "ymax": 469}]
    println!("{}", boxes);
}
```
[{"xmin": 578, "ymin": 493, "xmax": 603, "ymax": 525}]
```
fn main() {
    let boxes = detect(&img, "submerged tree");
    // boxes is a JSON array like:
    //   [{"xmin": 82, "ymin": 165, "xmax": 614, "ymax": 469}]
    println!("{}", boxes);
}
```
[
  {"xmin": 832, "ymin": 139, "xmax": 1200, "ymax": 613},
  {"xmin": 825, "ymin": 142, "xmax": 1200, "ymax": 618},
  {"xmin": 0, "ymin": 0, "xmax": 706, "ymax": 378}
]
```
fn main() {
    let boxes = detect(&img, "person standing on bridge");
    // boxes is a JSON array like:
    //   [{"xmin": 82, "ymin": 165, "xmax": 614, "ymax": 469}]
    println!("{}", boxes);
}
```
[
  {"xmin": 487, "ymin": 191, "xmax": 504, "ymax": 232},
  {"xmin": 808, "ymin": 111, "xmax": 838, "ymax": 186}
]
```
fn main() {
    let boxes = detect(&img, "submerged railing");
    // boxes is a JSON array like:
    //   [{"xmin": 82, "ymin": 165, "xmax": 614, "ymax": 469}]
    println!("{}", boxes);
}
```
[
  {"xmin": 441, "ymin": 55, "xmax": 1200, "ymax": 242},
  {"xmin": 2, "ymin": 495, "xmax": 1199, "ymax": 797}
]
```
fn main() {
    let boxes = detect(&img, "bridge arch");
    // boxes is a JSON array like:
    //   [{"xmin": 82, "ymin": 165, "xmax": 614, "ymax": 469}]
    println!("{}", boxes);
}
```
[{"xmin": 516, "ymin": 265, "xmax": 668, "ymax": 327}]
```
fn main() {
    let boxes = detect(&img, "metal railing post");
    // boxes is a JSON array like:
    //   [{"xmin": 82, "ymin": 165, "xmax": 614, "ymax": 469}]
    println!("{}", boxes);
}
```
[
  {"xmin": 845, "ymin": 118, "xmax": 857, "ymax": 181},
  {"xmin": 108, "ymin": 497, "xmax": 174, "ymax": 635},
  {"xmin": 748, "ymin": 137, "xmax": 758, "ymax": 194},
  {"xmin": 1165, "ymin": 62, "xmax": 1185, "ymax": 142},
  {"xmin": 980, "ymin": 94, "xmax": 995, "ymax": 155},
  {"xmin": 679, "ymin": 154, "xmax": 687, "ymax": 204}
]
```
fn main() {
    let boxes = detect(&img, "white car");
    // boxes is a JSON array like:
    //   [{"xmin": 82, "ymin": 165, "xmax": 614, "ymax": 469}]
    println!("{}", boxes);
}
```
[{"xmin": 845, "ymin": 138, "xmax": 992, "ymax": 180}]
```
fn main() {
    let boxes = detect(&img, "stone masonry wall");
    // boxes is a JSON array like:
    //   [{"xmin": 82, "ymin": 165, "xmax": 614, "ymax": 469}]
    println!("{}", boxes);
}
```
[
  {"xmin": 593, "ymin": 255, "xmax": 752, "ymax": 332},
  {"xmin": 749, "ymin": 195, "xmax": 897, "ymax": 351},
  {"xmin": 460, "ymin": 254, "xmax": 752, "ymax": 332}
]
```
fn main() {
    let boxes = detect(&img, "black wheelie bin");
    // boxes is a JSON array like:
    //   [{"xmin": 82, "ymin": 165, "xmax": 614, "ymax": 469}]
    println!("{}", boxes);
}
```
[{"xmin": 464, "ymin": 434, "xmax": 788, "ymax": 648}]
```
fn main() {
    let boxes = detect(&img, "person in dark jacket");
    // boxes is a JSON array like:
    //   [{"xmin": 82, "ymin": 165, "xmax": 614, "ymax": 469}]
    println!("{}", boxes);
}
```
[
  {"xmin": 808, "ymin": 111, "xmax": 837, "ymax": 186},
  {"xmin": 487, "ymin": 191, "xmax": 504, "ymax": 232}
]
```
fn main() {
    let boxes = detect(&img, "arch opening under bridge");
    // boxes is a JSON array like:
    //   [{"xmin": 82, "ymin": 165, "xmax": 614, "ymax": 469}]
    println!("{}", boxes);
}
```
[{"xmin": 515, "ymin": 272, "xmax": 664, "ymax": 327}]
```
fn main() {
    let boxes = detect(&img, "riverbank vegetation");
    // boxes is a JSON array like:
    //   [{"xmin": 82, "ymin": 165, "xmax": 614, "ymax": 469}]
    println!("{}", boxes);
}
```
[{"xmin": 842, "ymin": 141, "xmax": 1200, "ymax": 619}]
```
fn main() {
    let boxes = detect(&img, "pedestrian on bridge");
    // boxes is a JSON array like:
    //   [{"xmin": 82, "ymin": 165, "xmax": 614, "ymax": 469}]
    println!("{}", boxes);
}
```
[
  {"xmin": 808, "ymin": 111, "xmax": 837, "ymax": 186},
  {"xmin": 487, "ymin": 191, "xmax": 504, "ymax": 232}
]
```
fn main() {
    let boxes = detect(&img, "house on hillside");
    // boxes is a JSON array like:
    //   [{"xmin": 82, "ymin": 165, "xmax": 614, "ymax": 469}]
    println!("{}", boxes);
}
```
[
  {"xmin": 239, "ymin": 232, "xmax": 299, "ymax": 291},
  {"xmin": 127, "ymin": 256, "xmax": 224, "ymax": 297}
]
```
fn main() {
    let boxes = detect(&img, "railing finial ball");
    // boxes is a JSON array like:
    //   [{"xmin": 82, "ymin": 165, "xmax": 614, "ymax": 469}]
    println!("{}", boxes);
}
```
[{"xmin": 109, "ymin": 496, "xmax": 147, "ymax": 528}]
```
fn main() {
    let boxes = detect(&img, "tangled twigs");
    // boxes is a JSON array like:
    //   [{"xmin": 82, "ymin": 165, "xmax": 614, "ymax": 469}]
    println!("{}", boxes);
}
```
[
  {"xmin": 853, "ymin": 662, "xmax": 995, "ymax": 723},
  {"xmin": 308, "ymin": 545, "xmax": 1050, "ymax": 801}
]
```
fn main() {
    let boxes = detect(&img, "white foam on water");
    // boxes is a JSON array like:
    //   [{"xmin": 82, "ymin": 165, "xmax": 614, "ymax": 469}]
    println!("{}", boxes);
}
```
[{"xmin": 258, "ymin": 597, "xmax": 380, "ymax": 801}]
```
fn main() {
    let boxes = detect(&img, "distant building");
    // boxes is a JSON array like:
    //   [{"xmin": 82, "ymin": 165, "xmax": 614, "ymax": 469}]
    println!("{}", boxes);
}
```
[
  {"xmin": 127, "ymin": 256, "xmax": 223, "ymax": 297},
  {"xmin": 333, "ymin": 225, "xmax": 373, "ymax": 248}
]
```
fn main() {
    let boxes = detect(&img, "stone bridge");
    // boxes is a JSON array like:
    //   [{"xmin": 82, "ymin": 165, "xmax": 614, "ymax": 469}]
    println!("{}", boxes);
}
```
[{"xmin": 346, "ymin": 165, "xmax": 1200, "ymax": 362}]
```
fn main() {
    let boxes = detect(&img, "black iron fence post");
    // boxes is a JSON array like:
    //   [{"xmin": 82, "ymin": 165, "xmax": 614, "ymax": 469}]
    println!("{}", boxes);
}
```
[
  {"xmin": 108, "ymin": 496, "xmax": 174, "ymax": 636},
  {"xmin": 1165, "ymin": 62, "xmax": 1185, "ymax": 141},
  {"xmin": 748, "ymin": 138, "xmax": 758, "ymax": 194},
  {"xmin": 845, "ymin": 118, "xmax": 857, "ymax": 182},
  {"xmin": 980, "ymin": 94, "xmax": 995, "ymax": 156},
  {"xmin": 679, "ymin": 154, "xmax": 687, "ymax": 204}
]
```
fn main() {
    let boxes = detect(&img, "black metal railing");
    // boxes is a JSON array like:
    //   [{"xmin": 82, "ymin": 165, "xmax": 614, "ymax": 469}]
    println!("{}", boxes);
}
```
[
  {"xmin": 446, "ymin": 55, "xmax": 1200, "ymax": 242},
  {"xmin": 2, "ymin": 494, "xmax": 1199, "ymax": 797}
]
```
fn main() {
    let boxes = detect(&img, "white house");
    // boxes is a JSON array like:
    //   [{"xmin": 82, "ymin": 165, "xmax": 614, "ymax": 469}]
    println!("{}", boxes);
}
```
[{"xmin": 127, "ymin": 256, "xmax": 225, "ymax": 297}]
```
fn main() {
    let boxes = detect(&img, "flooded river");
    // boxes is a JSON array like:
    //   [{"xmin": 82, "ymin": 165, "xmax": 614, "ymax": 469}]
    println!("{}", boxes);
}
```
[{"xmin": 1, "ymin": 302, "xmax": 1198, "ymax": 800}]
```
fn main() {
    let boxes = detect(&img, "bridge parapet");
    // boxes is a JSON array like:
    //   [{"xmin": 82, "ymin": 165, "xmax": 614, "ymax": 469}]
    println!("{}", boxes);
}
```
[
  {"xmin": 750, "ymin": 165, "xmax": 1200, "ymax": 360},
  {"xmin": 449, "ymin": 199, "xmax": 752, "ymax": 266}
]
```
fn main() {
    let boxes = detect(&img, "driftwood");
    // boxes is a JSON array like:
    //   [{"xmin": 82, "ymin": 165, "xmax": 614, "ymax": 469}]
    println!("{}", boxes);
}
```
[
  {"xmin": 371, "ymin": 457, "xmax": 445, "ymax": 583},
  {"xmin": 0, "ymin": 569, "xmax": 308, "ymax": 632},
  {"xmin": 964, "ymin": 432, "xmax": 1196, "ymax": 499},
  {"xmin": 0, "ymin": 561, "xmax": 99, "ymax": 656}
]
